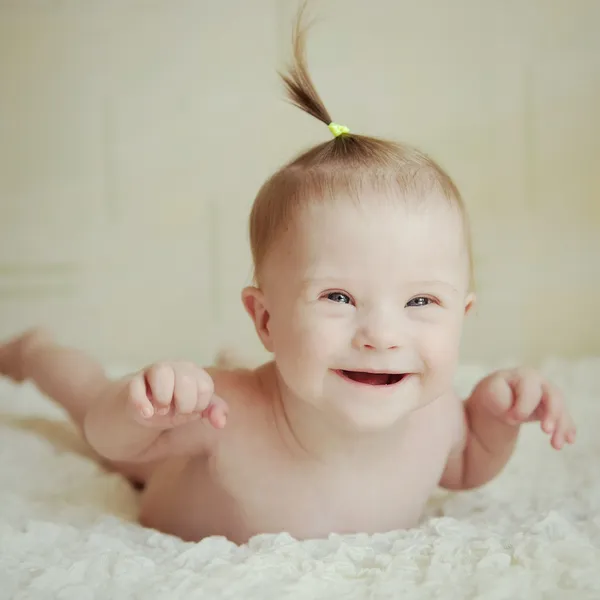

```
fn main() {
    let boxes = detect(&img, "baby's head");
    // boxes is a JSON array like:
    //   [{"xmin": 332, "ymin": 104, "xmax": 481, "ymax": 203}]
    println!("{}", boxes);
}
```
[{"xmin": 242, "ymin": 12, "xmax": 475, "ymax": 431}]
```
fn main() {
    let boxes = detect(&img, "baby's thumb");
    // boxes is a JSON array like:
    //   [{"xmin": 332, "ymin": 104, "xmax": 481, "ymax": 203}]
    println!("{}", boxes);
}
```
[
  {"xmin": 474, "ymin": 374, "xmax": 514, "ymax": 417},
  {"xmin": 202, "ymin": 394, "xmax": 229, "ymax": 429}
]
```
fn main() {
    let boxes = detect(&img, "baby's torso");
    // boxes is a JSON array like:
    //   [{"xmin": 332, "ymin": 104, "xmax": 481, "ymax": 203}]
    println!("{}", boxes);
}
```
[{"xmin": 138, "ymin": 373, "xmax": 459, "ymax": 544}]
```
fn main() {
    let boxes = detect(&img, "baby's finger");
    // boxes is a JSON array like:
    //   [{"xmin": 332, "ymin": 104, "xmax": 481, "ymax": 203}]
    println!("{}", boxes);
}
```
[
  {"xmin": 539, "ymin": 382, "xmax": 563, "ymax": 432},
  {"xmin": 202, "ymin": 394, "xmax": 229, "ymax": 429},
  {"xmin": 128, "ymin": 374, "xmax": 154, "ymax": 418},
  {"xmin": 173, "ymin": 367, "xmax": 199, "ymax": 414},
  {"xmin": 508, "ymin": 373, "xmax": 542, "ymax": 421},
  {"xmin": 193, "ymin": 369, "xmax": 215, "ymax": 412},
  {"xmin": 558, "ymin": 412, "xmax": 576, "ymax": 445},
  {"xmin": 551, "ymin": 415, "xmax": 570, "ymax": 450},
  {"xmin": 145, "ymin": 363, "xmax": 175, "ymax": 411},
  {"xmin": 477, "ymin": 374, "xmax": 514, "ymax": 417}
]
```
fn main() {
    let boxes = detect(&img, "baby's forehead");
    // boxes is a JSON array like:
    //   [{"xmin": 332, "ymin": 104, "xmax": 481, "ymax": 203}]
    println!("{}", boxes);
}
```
[
  {"xmin": 296, "ymin": 199, "xmax": 465, "ymax": 251},
  {"xmin": 301, "ymin": 190, "xmax": 460, "ymax": 223},
  {"xmin": 264, "ymin": 200, "xmax": 468, "ymax": 284}
]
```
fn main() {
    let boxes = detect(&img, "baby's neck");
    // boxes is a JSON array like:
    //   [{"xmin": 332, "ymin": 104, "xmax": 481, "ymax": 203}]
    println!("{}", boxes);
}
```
[{"xmin": 256, "ymin": 362, "xmax": 410, "ymax": 464}]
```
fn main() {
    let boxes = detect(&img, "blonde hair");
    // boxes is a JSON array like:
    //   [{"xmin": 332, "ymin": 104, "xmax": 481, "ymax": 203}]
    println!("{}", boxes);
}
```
[{"xmin": 249, "ymin": 5, "xmax": 473, "ymax": 285}]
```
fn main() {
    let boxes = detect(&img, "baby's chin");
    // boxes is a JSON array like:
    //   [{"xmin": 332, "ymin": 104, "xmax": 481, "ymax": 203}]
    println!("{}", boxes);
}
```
[
  {"xmin": 324, "ymin": 395, "xmax": 422, "ymax": 433},
  {"xmin": 308, "ymin": 374, "xmax": 420, "ymax": 427}
]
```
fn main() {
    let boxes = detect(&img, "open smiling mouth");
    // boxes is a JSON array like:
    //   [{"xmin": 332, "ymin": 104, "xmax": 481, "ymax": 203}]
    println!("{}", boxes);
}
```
[{"xmin": 335, "ymin": 370, "xmax": 408, "ymax": 386}]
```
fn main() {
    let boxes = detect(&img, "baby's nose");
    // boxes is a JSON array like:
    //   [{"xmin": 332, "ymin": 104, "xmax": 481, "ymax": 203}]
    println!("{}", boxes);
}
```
[
  {"xmin": 353, "ymin": 313, "xmax": 403, "ymax": 351},
  {"xmin": 362, "ymin": 342, "xmax": 399, "ymax": 351}
]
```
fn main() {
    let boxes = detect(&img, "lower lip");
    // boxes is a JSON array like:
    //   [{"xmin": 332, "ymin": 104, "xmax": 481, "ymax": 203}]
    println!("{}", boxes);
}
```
[{"xmin": 333, "ymin": 370, "xmax": 410, "ymax": 388}]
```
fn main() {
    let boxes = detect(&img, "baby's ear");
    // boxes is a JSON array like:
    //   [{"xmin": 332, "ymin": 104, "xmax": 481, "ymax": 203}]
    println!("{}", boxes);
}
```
[
  {"xmin": 464, "ymin": 292, "xmax": 476, "ymax": 315},
  {"xmin": 241, "ymin": 286, "xmax": 274, "ymax": 352}
]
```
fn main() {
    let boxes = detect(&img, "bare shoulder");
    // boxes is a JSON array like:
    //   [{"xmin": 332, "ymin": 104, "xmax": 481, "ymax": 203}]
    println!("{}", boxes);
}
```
[
  {"xmin": 194, "ymin": 363, "xmax": 277, "ymax": 467},
  {"xmin": 205, "ymin": 362, "xmax": 272, "ymax": 427},
  {"xmin": 206, "ymin": 365, "xmax": 264, "ymax": 405},
  {"xmin": 133, "ymin": 361, "xmax": 272, "ymax": 469}
]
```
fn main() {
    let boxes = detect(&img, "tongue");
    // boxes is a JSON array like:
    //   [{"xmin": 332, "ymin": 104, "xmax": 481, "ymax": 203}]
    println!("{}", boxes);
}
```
[{"xmin": 346, "ymin": 371, "xmax": 390, "ymax": 385}]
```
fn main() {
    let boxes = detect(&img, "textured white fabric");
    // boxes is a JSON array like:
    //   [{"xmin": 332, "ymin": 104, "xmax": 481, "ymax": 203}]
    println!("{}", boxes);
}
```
[{"xmin": 1, "ymin": 360, "xmax": 599, "ymax": 599}]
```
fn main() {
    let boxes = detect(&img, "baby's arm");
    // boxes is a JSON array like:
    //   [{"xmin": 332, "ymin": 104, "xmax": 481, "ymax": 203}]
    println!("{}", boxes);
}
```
[
  {"xmin": 438, "ymin": 391, "xmax": 519, "ymax": 490},
  {"xmin": 439, "ymin": 368, "xmax": 576, "ymax": 490},
  {"xmin": 83, "ymin": 362, "xmax": 229, "ymax": 463}
]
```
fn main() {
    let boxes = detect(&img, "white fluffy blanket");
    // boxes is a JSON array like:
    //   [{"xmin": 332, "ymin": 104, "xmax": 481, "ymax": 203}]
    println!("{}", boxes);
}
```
[{"xmin": 1, "ymin": 360, "xmax": 600, "ymax": 599}]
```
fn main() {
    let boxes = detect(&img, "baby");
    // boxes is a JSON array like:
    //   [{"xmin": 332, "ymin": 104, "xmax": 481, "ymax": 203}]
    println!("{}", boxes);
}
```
[{"xmin": 0, "ymin": 12, "xmax": 575, "ymax": 545}]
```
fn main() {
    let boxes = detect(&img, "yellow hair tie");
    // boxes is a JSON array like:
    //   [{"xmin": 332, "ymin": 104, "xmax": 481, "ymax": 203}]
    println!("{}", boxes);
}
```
[{"xmin": 328, "ymin": 122, "xmax": 350, "ymax": 137}]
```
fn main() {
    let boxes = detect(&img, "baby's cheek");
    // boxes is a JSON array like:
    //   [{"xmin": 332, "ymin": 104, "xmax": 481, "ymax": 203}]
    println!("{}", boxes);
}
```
[
  {"xmin": 295, "ymin": 321, "xmax": 341, "ymax": 366},
  {"xmin": 273, "ymin": 312, "xmax": 330, "ymax": 369},
  {"xmin": 419, "ymin": 326, "xmax": 461, "ymax": 383},
  {"xmin": 274, "ymin": 320, "xmax": 339, "ymax": 400}
]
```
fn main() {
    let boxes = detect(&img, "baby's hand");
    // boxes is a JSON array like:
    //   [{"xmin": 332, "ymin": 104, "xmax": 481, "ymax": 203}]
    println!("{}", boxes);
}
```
[
  {"xmin": 471, "ymin": 368, "xmax": 576, "ymax": 449},
  {"xmin": 125, "ymin": 362, "xmax": 228, "ymax": 430}
]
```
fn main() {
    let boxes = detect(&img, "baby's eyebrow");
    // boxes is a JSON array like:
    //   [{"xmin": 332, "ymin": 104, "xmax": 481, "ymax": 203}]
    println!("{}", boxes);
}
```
[
  {"xmin": 301, "ymin": 277, "xmax": 461, "ymax": 293},
  {"xmin": 299, "ymin": 276, "xmax": 352, "ymax": 293},
  {"xmin": 303, "ymin": 276, "xmax": 337, "ymax": 284},
  {"xmin": 413, "ymin": 280, "xmax": 461, "ymax": 294},
  {"xmin": 300, "ymin": 276, "xmax": 339, "ymax": 288}
]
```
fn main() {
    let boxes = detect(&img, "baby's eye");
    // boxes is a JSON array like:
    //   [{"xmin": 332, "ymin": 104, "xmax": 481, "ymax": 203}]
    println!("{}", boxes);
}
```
[
  {"xmin": 326, "ymin": 291, "xmax": 353, "ymax": 305},
  {"xmin": 406, "ymin": 296, "xmax": 434, "ymax": 308}
]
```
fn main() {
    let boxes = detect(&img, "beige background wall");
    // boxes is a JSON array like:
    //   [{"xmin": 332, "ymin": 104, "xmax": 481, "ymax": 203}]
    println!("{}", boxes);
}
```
[{"xmin": 0, "ymin": 0, "xmax": 598, "ymax": 368}]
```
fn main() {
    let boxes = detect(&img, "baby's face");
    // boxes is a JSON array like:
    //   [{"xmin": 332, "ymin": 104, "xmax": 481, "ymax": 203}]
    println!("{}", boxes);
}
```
[{"xmin": 248, "ymin": 193, "xmax": 473, "ymax": 431}]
